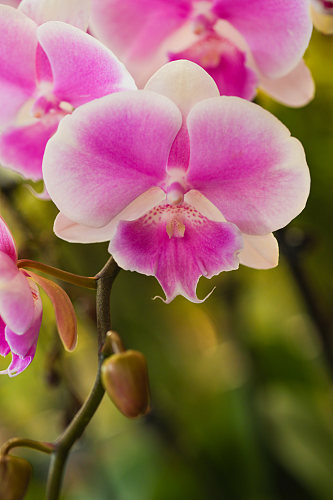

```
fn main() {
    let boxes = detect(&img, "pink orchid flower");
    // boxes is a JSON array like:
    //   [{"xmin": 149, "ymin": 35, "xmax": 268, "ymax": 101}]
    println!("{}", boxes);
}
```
[
  {"xmin": 0, "ymin": 5, "xmax": 136, "ymax": 181},
  {"xmin": 0, "ymin": 216, "xmax": 77, "ymax": 376},
  {"xmin": 43, "ymin": 61, "xmax": 310, "ymax": 303},
  {"xmin": 311, "ymin": 0, "xmax": 333, "ymax": 33},
  {"xmin": 89, "ymin": 0, "xmax": 314, "ymax": 107},
  {"xmin": 0, "ymin": 0, "xmax": 20, "ymax": 5},
  {"xmin": 18, "ymin": 0, "xmax": 91, "ymax": 30}
]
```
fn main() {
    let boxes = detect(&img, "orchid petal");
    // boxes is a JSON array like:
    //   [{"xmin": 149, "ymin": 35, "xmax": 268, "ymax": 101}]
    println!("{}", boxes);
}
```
[
  {"xmin": 259, "ymin": 60, "xmax": 315, "ymax": 108},
  {"xmin": 184, "ymin": 189, "xmax": 225, "ymax": 222},
  {"xmin": 35, "ymin": 43, "xmax": 53, "ymax": 83},
  {"xmin": 187, "ymin": 96, "xmax": 310, "ymax": 235},
  {"xmin": 212, "ymin": 0, "xmax": 312, "ymax": 78},
  {"xmin": 19, "ymin": 0, "xmax": 91, "ymax": 30},
  {"xmin": 25, "ymin": 182, "xmax": 51, "ymax": 200},
  {"xmin": 0, "ymin": 6, "xmax": 37, "ymax": 127},
  {"xmin": 89, "ymin": 0, "xmax": 192, "ymax": 65},
  {"xmin": 43, "ymin": 91, "xmax": 182, "ymax": 227},
  {"xmin": 5, "ymin": 279, "xmax": 42, "ymax": 357},
  {"xmin": 0, "ymin": 254, "xmax": 34, "ymax": 334},
  {"xmin": 54, "ymin": 187, "xmax": 165, "ymax": 243},
  {"xmin": 311, "ymin": 2, "xmax": 333, "ymax": 34},
  {"xmin": 37, "ymin": 21, "xmax": 136, "ymax": 108},
  {"xmin": 3, "ymin": 353, "xmax": 32, "ymax": 377},
  {"xmin": 109, "ymin": 203, "xmax": 242, "ymax": 303},
  {"xmin": 0, "ymin": 217, "xmax": 17, "ymax": 262},
  {"xmin": 168, "ymin": 35, "xmax": 258, "ymax": 100},
  {"xmin": 1, "ymin": 0, "xmax": 21, "ymax": 5},
  {"xmin": 0, "ymin": 317, "xmax": 10, "ymax": 357},
  {"xmin": 0, "ymin": 115, "xmax": 61, "ymax": 181},
  {"xmin": 27, "ymin": 271, "xmax": 77, "ymax": 351},
  {"xmin": 0, "ymin": 334, "xmax": 39, "ymax": 376},
  {"xmin": 239, "ymin": 233, "xmax": 279, "ymax": 270},
  {"xmin": 54, "ymin": 213, "xmax": 120, "ymax": 244},
  {"xmin": 145, "ymin": 60, "xmax": 219, "ymax": 117},
  {"xmin": 146, "ymin": 60, "xmax": 219, "ymax": 171}
]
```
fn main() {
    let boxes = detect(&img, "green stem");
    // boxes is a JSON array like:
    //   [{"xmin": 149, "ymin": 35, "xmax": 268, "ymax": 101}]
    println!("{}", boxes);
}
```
[
  {"xmin": 17, "ymin": 259, "xmax": 97, "ymax": 290},
  {"xmin": 45, "ymin": 257, "xmax": 120, "ymax": 500},
  {"xmin": 0, "ymin": 438, "xmax": 54, "ymax": 456},
  {"xmin": 95, "ymin": 257, "xmax": 121, "ymax": 351}
]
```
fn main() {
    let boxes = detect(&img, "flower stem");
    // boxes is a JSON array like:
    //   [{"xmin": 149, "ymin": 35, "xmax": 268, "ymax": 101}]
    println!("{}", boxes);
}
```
[
  {"xmin": 45, "ymin": 257, "xmax": 120, "ymax": 500},
  {"xmin": 17, "ymin": 259, "xmax": 97, "ymax": 290},
  {"xmin": 277, "ymin": 229, "xmax": 333, "ymax": 377},
  {"xmin": 0, "ymin": 438, "xmax": 54, "ymax": 456}
]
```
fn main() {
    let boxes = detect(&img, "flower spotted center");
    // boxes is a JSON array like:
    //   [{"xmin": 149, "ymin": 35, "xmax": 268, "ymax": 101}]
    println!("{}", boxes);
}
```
[{"xmin": 141, "ymin": 203, "xmax": 208, "ymax": 239}]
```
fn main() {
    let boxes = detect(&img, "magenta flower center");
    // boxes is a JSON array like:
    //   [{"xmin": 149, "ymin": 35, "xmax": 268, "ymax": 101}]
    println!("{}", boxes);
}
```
[
  {"xmin": 31, "ymin": 85, "xmax": 74, "ymax": 119},
  {"xmin": 140, "ymin": 203, "xmax": 209, "ymax": 240},
  {"xmin": 323, "ymin": 0, "xmax": 333, "ymax": 9},
  {"xmin": 188, "ymin": 4, "xmax": 223, "ymax": 66}
]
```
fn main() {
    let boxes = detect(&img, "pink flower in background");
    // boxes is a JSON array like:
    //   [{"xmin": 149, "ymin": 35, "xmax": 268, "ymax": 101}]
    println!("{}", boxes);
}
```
[
  {"xmin": 0, "ymin": 216, "xmax": 77, "ymax": 376},
  {"xmin": 43, "ymin": 61, "xmax": 310, "ymax": 303},
  {"xmin": 0, "ymin": 0, "xmax": 20, "ymax": 5},
  {"xmin": 89, "ymin": 0, "xmax": 314, "ymax": 107},
  {"xmin": 18, "ymin": 0, "xmax": 90, "ymax": 29},
  {"xmin": 311, "ymin": 0, "xmax": 333, "ymax": 33},
  {"xmin": 0, "ymin": 5, "xmax": 136, "ymax": 181}
]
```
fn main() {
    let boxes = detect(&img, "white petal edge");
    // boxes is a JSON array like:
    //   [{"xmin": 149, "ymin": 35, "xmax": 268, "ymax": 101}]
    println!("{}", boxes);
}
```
[
  {"xmin": 54, "ymin": 187, "xmax": 166, "ymax": 243},
  {"xmin": 239, "ymin": 233, "xmax": 279, "ymax": 270},
  {"xmin": 259, "ymin": 60, "xmax": 315, "ymax": 108},
  {"xmin": 19, "ymin": 0, "xmax": 91, "ymax": 30},
  {"xmin": 145, "ymin": 60, "xmax": 219, "ymax": 116}
]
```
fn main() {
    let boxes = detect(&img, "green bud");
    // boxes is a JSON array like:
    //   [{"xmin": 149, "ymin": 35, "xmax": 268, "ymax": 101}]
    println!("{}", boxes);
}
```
[
  {"xmin": 0, "ymin": 455, "xmax": 32, "ymax": 500},
  {"xmin": 102, "ymin": 350, "xmax": 151, "ymax": 418}
]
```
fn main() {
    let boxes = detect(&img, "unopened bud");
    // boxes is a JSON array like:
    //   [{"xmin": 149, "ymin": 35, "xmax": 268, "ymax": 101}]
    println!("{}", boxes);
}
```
[
  {"xmin": 102, "ymin": 350, "xmax": 151, "ymax": 418},
  {"xmin": 0, "ymin": 455, "xmax": 32, "ymax": 500},
  {"xmin": 102, "ymin": 330, "xmax": 125, "ymax": 356}
]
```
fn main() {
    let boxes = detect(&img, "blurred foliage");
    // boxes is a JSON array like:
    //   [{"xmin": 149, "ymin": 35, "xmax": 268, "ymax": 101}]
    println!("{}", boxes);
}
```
[{"xmin": 1, "ymin": 29, "xmax": 333, "ymax": 500}]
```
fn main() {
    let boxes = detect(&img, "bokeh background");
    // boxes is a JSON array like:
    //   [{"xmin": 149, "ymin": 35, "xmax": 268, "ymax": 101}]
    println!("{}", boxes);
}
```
[{"xmin": 1, "ymin": 29, "xmax": 333, "ymax": 500}]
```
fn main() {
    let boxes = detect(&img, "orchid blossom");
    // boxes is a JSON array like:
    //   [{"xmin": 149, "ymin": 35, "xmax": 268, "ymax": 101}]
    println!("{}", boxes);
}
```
[
  {"xmin": 89, "ymin": 0, "xmax": 314, "ymax": 107},
  {"xmin": 0, "ymin": 5, "xmax": 136, "ymax": 181},
  {"xmin": 0, "ymin": 216, "xmax": 77, "ymax": 376},
  {"xmin": 0, "ymin": 0, "xmax": 20, "ymax": 6},
  {"xmin": 43, "ymin": 61, "xmax": 310, "ymax": 303},
  {"xmin": 311, "ymin": 0, "xmax": 333, "ymax": 33},
  {"xmin": 18, "ymin": 0, "xmax": 91, "ymax": 30}
]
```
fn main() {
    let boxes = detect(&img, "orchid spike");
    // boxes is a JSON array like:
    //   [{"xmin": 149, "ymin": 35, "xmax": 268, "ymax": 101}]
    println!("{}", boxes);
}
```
[
  {"xmin": 0, "ymin": 216, "xmax": 77, "ymax": 376},
  {"xmin": 43, "ymin": 61, "xmax": 310, "ymax": 303},
  {"xmin": 0, "ymin": 5, "xmax": 136, "ymax": 182},
  {"xmin": 89, "ymin": 0, "xmax": 314, "ymax": 107}
]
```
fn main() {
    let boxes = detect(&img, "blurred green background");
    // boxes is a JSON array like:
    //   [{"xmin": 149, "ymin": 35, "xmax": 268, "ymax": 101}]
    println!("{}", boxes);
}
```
[{"xmin": 1, "ymin": 29, "xmax": 333, "ymax": 500}]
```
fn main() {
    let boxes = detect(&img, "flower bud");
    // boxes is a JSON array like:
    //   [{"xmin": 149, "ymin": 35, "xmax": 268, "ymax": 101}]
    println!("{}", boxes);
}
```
[
  {"xmin": 0, "ymin": 455, "xmax": 32, "ymax": 500},
  {"xmin": 102, "ymin": 350, "xmax": 151, "ymax": 418}
]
